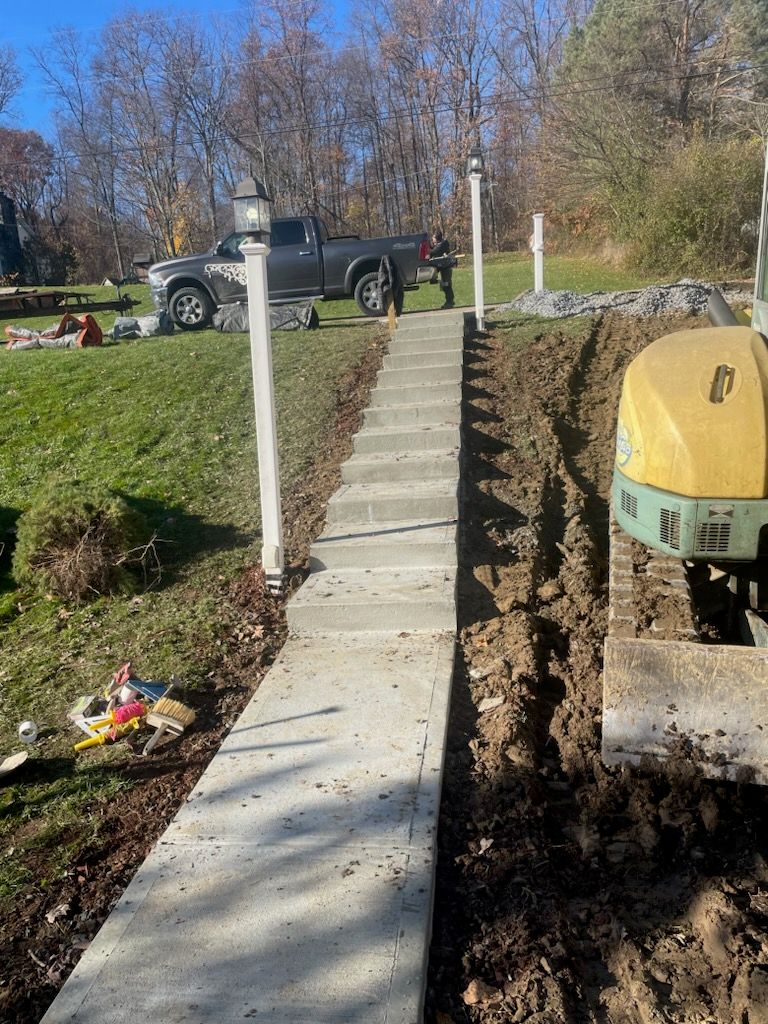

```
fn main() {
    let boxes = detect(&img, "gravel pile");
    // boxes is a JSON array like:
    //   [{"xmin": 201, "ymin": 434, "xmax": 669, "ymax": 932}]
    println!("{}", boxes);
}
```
[{"xmin": 501, "ymin": 278, "xmax": 753, "ymax": 319}]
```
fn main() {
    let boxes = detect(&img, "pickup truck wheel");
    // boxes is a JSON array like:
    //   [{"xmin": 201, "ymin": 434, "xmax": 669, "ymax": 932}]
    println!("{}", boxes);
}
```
[
  {"xmin": 354, "ymin": 272, "xmax": 383, "ymax": 317},
  {"xmin": 170, "ymin": 286, "xmax": 214, "ymax": 330}
]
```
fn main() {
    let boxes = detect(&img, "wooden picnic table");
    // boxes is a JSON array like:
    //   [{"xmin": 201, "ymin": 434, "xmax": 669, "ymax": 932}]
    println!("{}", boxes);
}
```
[{"xmin": 0, "ymin": 288, "xmax": 136, "ymax": 317}]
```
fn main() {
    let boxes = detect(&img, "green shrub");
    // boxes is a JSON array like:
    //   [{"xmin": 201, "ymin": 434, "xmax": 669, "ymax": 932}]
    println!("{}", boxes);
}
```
[
  {"xmin": 13, "ymin": 482, "xmax": 153, "ymax": 601},
  {"xmin": 613, "ymin": 135, "xmax": 764, "ymax": 276}
]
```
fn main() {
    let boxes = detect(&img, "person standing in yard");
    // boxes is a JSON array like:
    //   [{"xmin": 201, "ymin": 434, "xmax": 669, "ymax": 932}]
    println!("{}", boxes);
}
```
[{"xmin": 429, "ymin": 228, "xmax": 455, "ymax": 309}]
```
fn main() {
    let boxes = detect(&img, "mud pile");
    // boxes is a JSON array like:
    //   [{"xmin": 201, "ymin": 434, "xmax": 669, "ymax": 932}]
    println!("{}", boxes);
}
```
[{"xmin": 428, "ymin": 313, "xmax": 768, "ymax": 1023}]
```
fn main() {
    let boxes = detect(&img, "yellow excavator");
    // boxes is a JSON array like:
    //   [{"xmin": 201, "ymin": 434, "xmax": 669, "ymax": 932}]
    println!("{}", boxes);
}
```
[{"xmin": 604, "ymin": 147, "xmax": 768, "ymax": 784}]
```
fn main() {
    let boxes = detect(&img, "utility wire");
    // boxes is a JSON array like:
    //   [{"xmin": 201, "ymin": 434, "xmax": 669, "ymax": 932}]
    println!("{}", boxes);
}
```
[{"xmin": 7, "ymin": 52, "xmax": 764, "ymax": 175}]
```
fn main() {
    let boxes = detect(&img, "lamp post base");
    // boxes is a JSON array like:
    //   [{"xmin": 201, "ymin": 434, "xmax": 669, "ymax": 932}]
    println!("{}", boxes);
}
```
[
  {"xmin": 262, "ymin": 543, "xmax": 284, "ymax": 594},
  {"xmin": 264, "ymin": 569, "xmax": 284, "ymax": 595}
]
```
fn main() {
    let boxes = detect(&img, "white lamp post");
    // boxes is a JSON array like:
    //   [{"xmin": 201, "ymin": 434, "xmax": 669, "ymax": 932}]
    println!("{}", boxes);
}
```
[
  {"xmin": 467, "ymin": 143, "xmax": 485, "ymax": 332},
  {"xmin": 532, "ymin": 213, "xmax": 545, "ymax": 294},
  {"xmin": 234, "ymin": 177, "xmax": 284, "ymax": 593}
]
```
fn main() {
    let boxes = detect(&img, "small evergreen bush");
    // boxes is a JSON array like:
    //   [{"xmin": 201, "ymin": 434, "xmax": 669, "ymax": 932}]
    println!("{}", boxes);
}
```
[{"xmin": 13, "ymin": 482, "xmax": 153, "ymax": 601}]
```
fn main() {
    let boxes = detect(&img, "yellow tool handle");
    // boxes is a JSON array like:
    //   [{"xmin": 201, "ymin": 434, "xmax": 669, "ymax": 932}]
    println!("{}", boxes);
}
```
[
  {"xmin": 74, "ymin": 732, "xmax": 109, "ymax": 752},
  {"xmin": 87, "ymin": 714, "xmax": 114, "ymax": 730}
]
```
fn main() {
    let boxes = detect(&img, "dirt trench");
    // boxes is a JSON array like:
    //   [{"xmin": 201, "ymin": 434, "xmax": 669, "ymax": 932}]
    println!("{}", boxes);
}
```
[{"xmin": 428, "ymin": 313, "xmax": 768, "ymax": 1024}]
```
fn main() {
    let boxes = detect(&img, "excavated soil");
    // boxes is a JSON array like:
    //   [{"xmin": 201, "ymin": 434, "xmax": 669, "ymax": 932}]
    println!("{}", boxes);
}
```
[{"xmin": 427, "ymin": 312, "xmax": 768, "ymax": 1024}]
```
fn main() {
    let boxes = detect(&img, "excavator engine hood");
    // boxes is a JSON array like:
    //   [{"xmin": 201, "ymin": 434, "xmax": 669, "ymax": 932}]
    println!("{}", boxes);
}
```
[{"xmin": 613, "ymin": 326, "xmax": 768, "ymax": 561}]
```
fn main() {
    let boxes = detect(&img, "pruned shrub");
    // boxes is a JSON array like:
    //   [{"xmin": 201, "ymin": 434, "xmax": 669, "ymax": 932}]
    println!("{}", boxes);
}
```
[{"xmin": 13, "ymin": 482, "xmax": 156, "ymax": 601}]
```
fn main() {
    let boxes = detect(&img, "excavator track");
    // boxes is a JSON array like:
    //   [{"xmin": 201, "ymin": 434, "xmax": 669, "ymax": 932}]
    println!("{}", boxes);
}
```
[
  {"xmin": 607, "ymin": 510, "xmax": 699, "ymax": 644},
  {"xmin": 603, "ymin": 509, "xmax": 768, "ymax": 784}
]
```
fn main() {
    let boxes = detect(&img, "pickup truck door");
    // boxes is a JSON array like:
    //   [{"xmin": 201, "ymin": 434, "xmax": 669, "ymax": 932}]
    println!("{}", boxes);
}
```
[
  {"xmin": 203, "ymin": 233, "xmax": 248, "ymax": 305},
  {"xmin": 267, "ymin": 219, "xmax": 323, "ymax": 300}
]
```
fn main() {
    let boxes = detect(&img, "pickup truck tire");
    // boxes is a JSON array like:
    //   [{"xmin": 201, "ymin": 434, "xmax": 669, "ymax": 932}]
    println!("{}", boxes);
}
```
[
  {"xmin": 169, "ymin": 286, "xmax": 214, "ymax": 330},
  {"xmin": 354, "ymin": 272, "xmax": 383, "ymax": 317}
]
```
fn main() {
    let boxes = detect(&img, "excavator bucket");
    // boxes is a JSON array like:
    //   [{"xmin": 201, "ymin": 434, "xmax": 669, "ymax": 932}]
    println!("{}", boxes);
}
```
[
  {"xmin": 603, "ymin": 637, "xmax": 768, "ymax": 785},
  {"xmin": 603, "ymin": 515, "xmax": 768, "ymax": 785}
]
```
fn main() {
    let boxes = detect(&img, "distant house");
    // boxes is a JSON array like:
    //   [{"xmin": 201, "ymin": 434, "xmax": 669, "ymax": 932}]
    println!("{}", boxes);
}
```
[{"xmin": 0, "ymin": 193, "xmax": 23, "ymax": 278}]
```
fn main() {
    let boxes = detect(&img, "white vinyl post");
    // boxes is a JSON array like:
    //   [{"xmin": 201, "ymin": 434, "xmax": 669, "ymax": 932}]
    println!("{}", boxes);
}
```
[
  {"xmin": 469, "ymin": 170, "xmax": 485, "ymax": 331},
  {"xmin": 533, "ymin": 213, "xmax": 544, "ymax": 294},
  {"xmin": 240, "ymin": 238, "xmax": 284, "ymax": 593}
]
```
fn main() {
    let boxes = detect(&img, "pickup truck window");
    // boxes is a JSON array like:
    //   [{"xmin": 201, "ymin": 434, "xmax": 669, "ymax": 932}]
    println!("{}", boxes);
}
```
[
  {"xmin": 220, "ymin": 233, "xmax": 247, "ymax": 258},
  {"xmin": 218, "ymin": 221, "xmax": 308, "ymax": 256},
  {"xmin": 271, "ymin": 220, "xmax": 308, "ymax": 247}
]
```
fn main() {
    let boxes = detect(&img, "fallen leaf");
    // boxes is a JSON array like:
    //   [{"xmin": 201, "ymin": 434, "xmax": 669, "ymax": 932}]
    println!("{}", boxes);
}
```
[{"xmin": 45, "ymin": 902, "xmax": 70, "ymax": 924}]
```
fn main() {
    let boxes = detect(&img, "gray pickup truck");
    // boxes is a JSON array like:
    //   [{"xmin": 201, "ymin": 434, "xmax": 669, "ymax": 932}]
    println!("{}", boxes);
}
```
[{"xmin": 148, "ymin": 215, "xmax": 435, "ymax": 329}]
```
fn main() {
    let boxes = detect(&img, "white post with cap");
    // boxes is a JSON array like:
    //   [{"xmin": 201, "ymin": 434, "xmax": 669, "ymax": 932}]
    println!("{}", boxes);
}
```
[
  {"xmin": 467, "ymin": 143, "xmax": 486, "ymax": 332},
  {"xmin": 533, "ymin": 213, "xmax": 545, "ymax": 294},
  {"xmin": 234, "ymin": 177, "xmax": 284, "ymax": 593}
]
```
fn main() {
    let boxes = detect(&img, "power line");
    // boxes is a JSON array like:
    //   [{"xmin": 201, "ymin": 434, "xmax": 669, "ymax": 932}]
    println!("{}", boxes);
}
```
[
  {"xmin": 3, "ymin": 42, "xmax": 765, "ymax": 234},
  {"xmin": 12, "ymin": 53, "xmax": 763, "ymax": 172}
]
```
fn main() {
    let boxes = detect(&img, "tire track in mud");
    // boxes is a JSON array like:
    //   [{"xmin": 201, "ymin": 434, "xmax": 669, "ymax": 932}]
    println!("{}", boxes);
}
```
[{"xmin": 428, "ymin": 315, "xmax": 768, "ymax": 1024}]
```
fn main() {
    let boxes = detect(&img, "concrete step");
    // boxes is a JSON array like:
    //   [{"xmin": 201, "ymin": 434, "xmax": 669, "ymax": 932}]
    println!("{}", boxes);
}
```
[
  {"xmin": 368, "ymin": 382, "xmax": 461, "ymax": 407},
  {"xmin": 394, "ymin": 329, "xmax": 464, "ymax": 345},
  {"xmin": 353, "ymin": 424, "xmax": 461, "ymax": 454},
  {"xmin": 388, "ymin": 336, "xmax": 464, "ymax": 355},
  {"xmin": 286, "ymin": 567, "xmax": 457, "ymax": 632},
  {"xmin": 310, "ymin": 518, "xmax": 457, "ymax": 570},
  {"xmin": 377, "ymin": 364, "xmax": 462, "ymax": 388},
  {"xmin": 383, "ymin": 350, "xmax": 463, "ymax": 370},
  {"xmin": 397, "ymin": 315, "xmax": 462, "ymax": 331},
  {"xmin": 396, "ymin": 313, "xmax": 465, "ymax": 334},
  {"xmin": 341, "ymin": 450, "xmax": 459, "ymax": 484},
  {"xmin": 363, "ymin": 401, "xmax": 460, "ymax": 429},
  {"xmin": 326, "ymin": 479, "xmax": 458, "ymax": 525}
]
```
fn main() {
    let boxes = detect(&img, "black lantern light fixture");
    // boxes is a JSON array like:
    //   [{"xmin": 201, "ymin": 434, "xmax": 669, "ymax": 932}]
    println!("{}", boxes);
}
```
[
  {"xmin": 232, "ymin": 177, "xmax": 273, "ymax": 244},
  {"xmin": 467, "ymin": 143, "xmax": 484, "ymax": 176}
]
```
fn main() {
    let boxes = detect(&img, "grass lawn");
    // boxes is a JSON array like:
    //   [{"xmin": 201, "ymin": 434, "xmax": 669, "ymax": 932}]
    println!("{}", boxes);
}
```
[{"xmin": 0, "ymin": 293, "xmax": 375, "ymax": 901}]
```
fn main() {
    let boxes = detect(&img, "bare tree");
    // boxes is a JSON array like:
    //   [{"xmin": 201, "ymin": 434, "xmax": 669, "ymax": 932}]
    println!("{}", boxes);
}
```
[
  {"xmin": 99, "ymin": 13, "xmax": 186, "ymax": 258},
  {"xmin": 34, "ymin": 29, "xmax": 126, "ymax": 277},
  {"xmin": 161, "ymin": 18, "xmax": 235, "ymax": 246},
  {"xmin": 0, "ymin": 48, "xmax": 21, "ymax": 120}
]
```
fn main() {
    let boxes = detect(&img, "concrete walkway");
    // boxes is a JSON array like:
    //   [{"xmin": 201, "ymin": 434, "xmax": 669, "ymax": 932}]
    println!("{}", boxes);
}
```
[{"xmin": 41, "ymin": 309, "xmax": 465, "ymax": 1024}]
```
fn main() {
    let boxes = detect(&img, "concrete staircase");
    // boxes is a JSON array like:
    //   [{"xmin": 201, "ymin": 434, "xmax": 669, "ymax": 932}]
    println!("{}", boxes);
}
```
[{"xmin": 41, "ymin": 310, "xmax": 465, "ymax": 1024}]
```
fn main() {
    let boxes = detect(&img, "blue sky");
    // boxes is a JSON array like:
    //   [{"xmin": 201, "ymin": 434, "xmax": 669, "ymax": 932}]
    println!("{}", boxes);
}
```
[{"xmin": 4, "ymin": 1, "xmax": 349, "ymax": 136}]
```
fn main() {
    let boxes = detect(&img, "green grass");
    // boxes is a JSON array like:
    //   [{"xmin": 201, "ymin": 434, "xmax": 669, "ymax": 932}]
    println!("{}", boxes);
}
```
[
  {"xmin": 321, "ymin": 251, "xmax": 657, "ymax": 320},
  {"xmin": 0, "ymin": 293, "xmax": 374, "ymax": 901}
]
